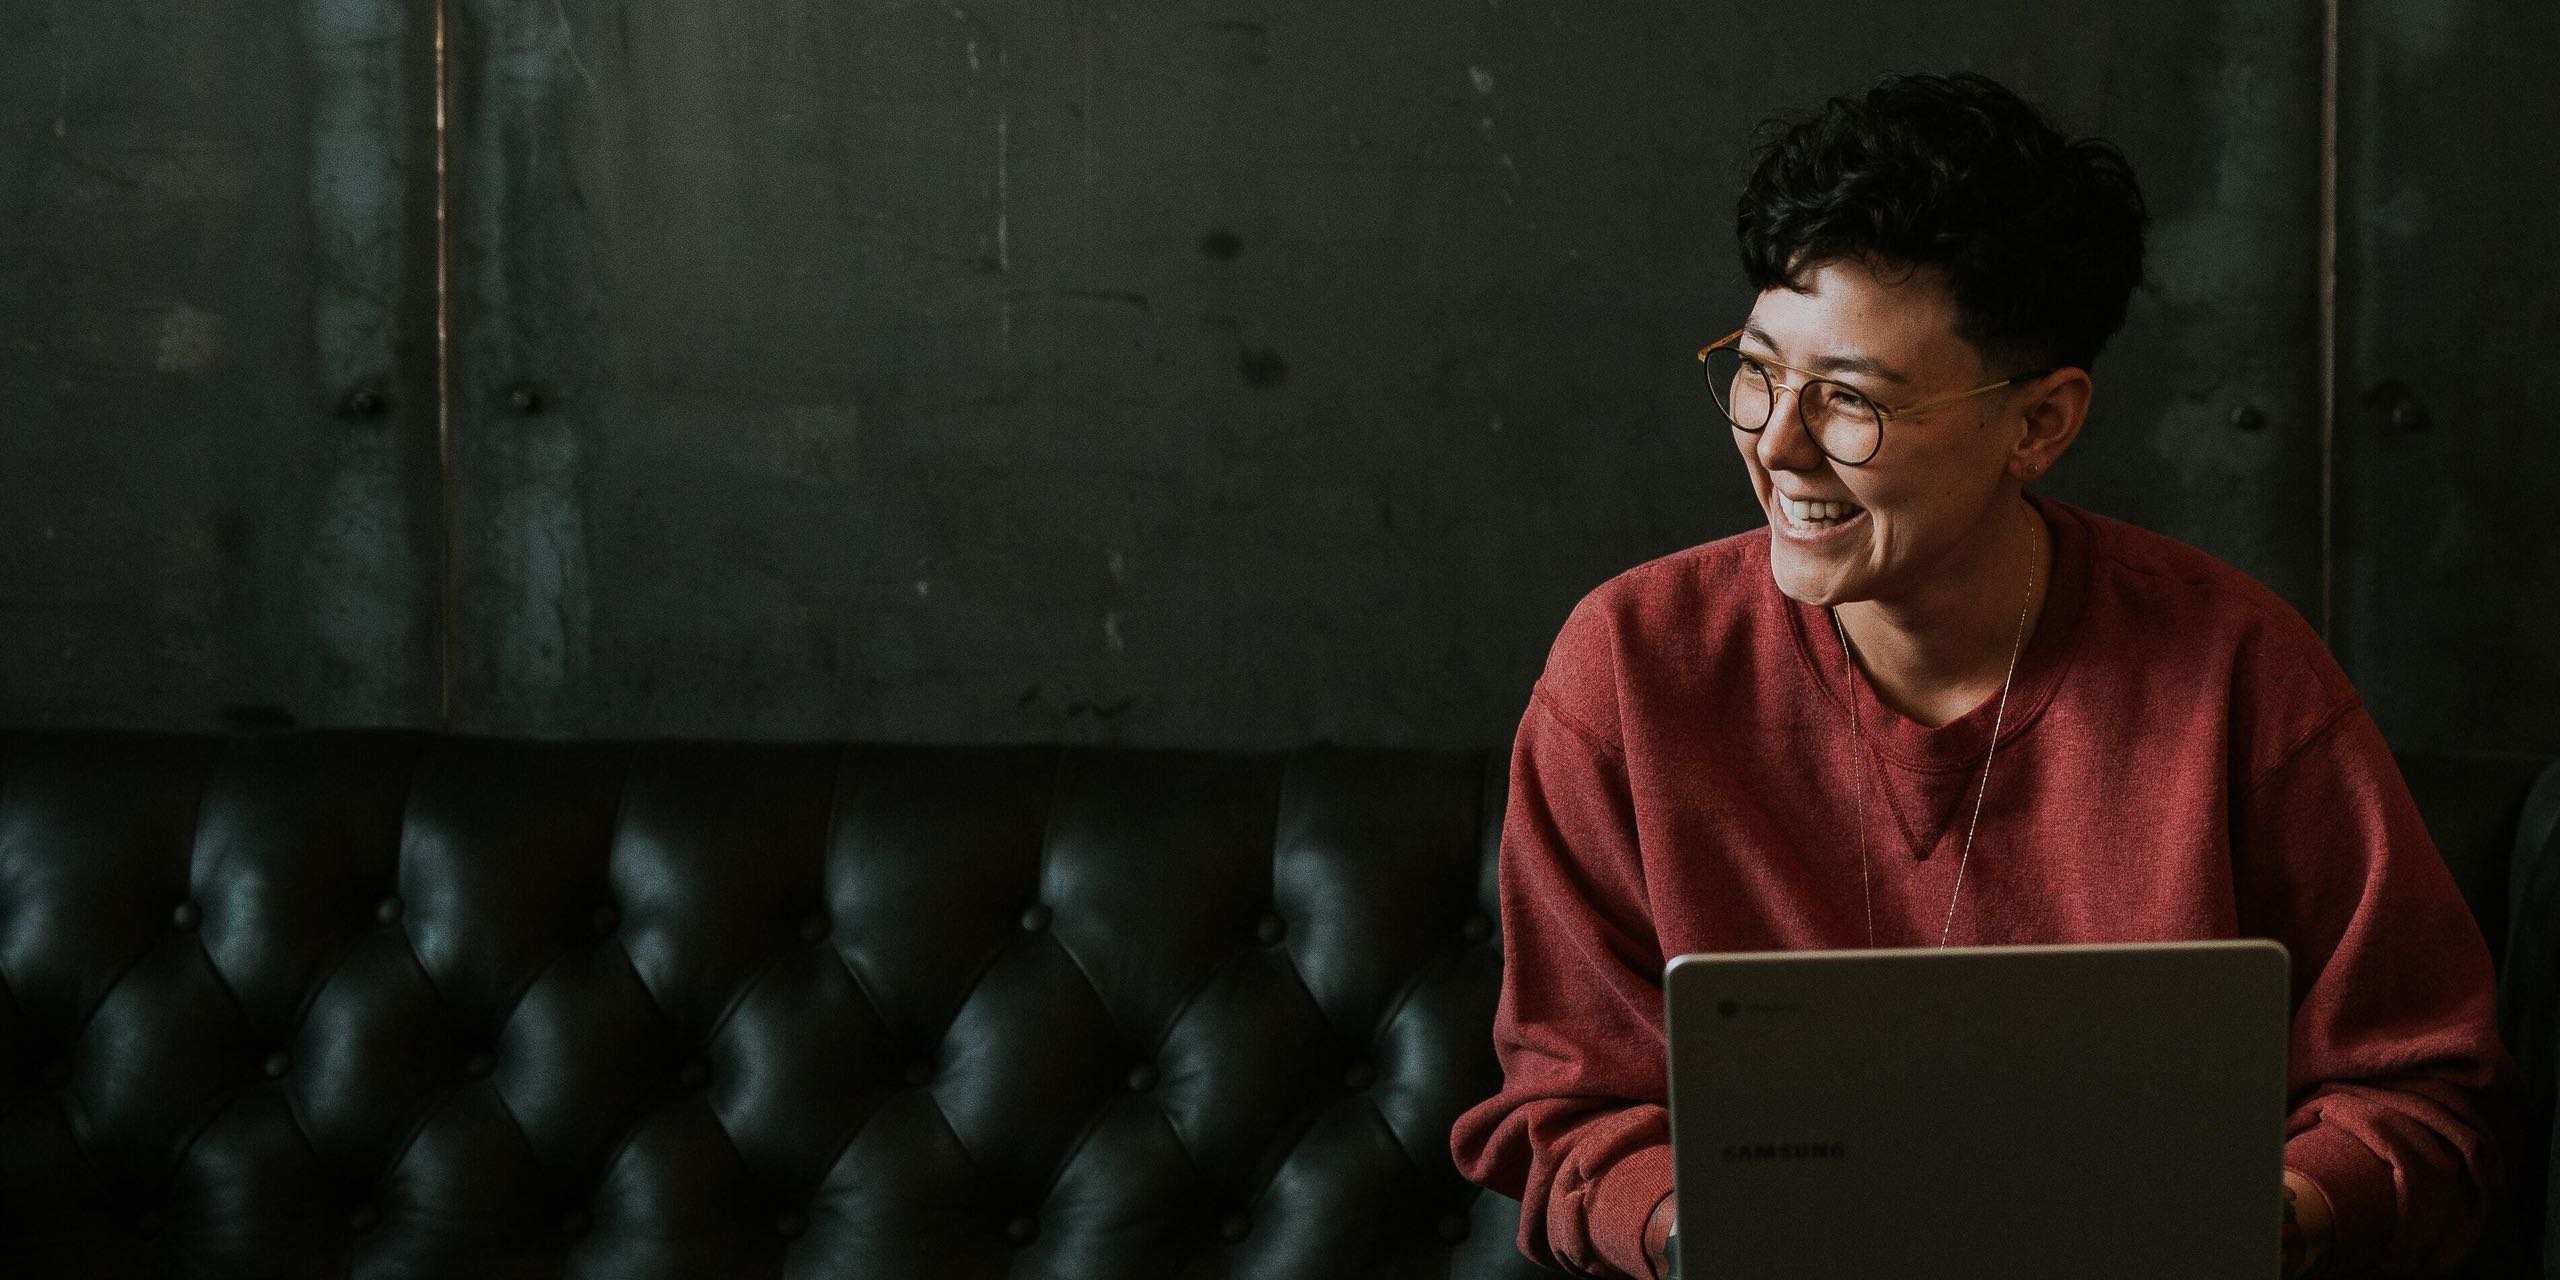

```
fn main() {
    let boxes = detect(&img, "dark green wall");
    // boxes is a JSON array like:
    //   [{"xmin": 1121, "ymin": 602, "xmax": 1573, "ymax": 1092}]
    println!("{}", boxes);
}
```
[
  {"xmin": 2335, "ymin": 1, "xmax": 2560, "ymax": 760},
  {"xmin": 2, "ymin": 1, "xmax": 2551, "ymax": 755},
  {"xmin": 0, "ymin": 0, "xmax": 441, "ymax": 729}
]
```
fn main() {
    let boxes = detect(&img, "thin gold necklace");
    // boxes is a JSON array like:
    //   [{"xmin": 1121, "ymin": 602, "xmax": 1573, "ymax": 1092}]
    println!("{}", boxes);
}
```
[{"xmin": 1833, "ymin": 513, "xmax": 2038, "ymax": 948}]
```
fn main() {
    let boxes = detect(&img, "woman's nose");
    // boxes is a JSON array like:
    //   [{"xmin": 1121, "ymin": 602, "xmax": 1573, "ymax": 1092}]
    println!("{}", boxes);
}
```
[{"xmin": 1754, "ymin": 384, "xmax": 1826, "ymax": 471}]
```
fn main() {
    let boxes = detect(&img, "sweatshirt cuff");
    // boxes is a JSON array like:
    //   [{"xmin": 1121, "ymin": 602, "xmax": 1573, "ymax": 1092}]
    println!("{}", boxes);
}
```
[
  {"xmin": 1590, "ymin": 1143, "xmax": 1675, "ymax": 1279},
  {"xmin": 2285, "ymin": 1124, "xmax": 2393, "ymax": 1272}
]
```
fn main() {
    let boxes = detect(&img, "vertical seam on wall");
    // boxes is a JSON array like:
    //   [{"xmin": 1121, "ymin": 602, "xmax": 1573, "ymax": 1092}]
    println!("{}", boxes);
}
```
[
  {"xmin": 433, "ymin": 0, "xmax": 456, "ymax": 727},
  {"xmin": 2319, "ymin": 0, "xmax": 2340, "ymax": 642}
]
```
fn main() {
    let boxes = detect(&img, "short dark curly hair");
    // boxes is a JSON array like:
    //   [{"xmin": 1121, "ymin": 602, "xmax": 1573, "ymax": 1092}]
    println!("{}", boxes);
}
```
[{"xmin": 1736, "ymin": 72, "xmax": 2149, "ymax": 374}]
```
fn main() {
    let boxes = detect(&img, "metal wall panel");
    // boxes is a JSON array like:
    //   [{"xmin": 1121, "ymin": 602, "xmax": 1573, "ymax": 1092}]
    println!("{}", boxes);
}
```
[
  {"xmin": 0, "ymin": 0, "xmax": 441, "ymax": 729},
  {"xmin": 2338, "ymin": 3, "xmax": 2560, "ymax": 756},
  {"xmin": 447, "ymin": 0, "xmax": 2326, "ymax": 747},
  {"xmin": 3, "ymin": 1, "xmax": 2325, "ymax": 745}
]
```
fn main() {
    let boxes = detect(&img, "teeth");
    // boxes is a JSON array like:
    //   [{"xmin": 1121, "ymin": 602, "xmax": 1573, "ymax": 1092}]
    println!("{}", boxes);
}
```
[{"xmin": 1782, "ymin": 497, "xmax": 1861, "ymax": 523}]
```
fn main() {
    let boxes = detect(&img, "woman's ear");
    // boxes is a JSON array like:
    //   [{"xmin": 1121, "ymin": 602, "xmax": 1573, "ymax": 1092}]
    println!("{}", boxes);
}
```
[{"xmin": 2010, "ymin": 368, "xmax": 2092, "ymax": 481}]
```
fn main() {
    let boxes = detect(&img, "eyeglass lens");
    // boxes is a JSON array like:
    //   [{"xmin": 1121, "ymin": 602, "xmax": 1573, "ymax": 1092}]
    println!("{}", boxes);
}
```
[{"xmin": 1702, "ymin": 348, "xmax": 1883, "ymax": 464}]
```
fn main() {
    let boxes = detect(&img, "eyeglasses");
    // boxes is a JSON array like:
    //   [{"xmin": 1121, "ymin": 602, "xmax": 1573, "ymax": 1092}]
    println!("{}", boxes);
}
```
[{"xmin": 1696, "ymin": 329, "xmax": 2048, "ymax": 466}]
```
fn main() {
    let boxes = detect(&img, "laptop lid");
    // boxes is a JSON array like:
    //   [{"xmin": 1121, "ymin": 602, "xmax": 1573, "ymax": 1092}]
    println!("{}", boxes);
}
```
[{"xmin": 1664, "ymin": 941, "xmax": 2289, "ymax": 1280}]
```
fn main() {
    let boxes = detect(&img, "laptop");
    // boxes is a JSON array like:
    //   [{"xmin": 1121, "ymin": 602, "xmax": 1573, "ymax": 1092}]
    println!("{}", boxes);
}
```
[{"xmin": 1663, "ymin": 941, "xmax": 2290, "ymax": 1279}]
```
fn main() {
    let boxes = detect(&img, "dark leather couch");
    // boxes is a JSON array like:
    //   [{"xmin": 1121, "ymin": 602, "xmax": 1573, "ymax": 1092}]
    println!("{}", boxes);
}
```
[{"xmin": 1, "ymin": 731, "xmax": 2553, "ymax": 1278}]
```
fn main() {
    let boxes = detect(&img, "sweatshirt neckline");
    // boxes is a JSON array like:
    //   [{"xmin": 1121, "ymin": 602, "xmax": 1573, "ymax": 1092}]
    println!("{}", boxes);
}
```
[{"xmin": 1783, "ymin": 493, "xmax": 2093, "ymax": 774}]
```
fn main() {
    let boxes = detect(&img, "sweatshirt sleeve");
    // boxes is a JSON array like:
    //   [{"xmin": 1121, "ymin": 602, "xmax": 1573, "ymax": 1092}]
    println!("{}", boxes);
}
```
[
  {"xmin": 1450, "ymin": 665, "xmax": 1675, "ymax": 1278},
  {"xmin": 2235, "ymin": 699, "xmax": 2522, "ymax": 1276}
]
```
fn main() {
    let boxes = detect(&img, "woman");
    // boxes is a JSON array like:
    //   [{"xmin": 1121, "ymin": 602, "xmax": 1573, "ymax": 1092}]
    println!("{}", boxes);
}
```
[{"xmin": 1449, "ymin": 72, "xmax": 2515, "ymax": 1279}]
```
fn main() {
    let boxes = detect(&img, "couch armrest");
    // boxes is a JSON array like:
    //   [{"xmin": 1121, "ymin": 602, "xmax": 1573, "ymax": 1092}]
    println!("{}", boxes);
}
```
[{"xmin": 2503, "ymin": 758, "xmax": 2560, "ymax": 1277}]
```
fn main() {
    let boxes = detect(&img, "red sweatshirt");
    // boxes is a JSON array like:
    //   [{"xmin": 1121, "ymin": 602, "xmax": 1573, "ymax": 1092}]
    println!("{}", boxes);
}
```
[{"xmin": 1450, "ymin": 496, "xmax": 2517, "ymax": 1278}]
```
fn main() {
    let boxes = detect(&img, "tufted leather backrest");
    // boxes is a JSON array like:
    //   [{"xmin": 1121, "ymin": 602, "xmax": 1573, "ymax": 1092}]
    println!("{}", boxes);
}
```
[
  {"xmin": 9, "ymin": 733, "xmax": 2553, "ymax": 1279},
  {"xmin": 0, "ymin": 732, "xmax": 1556, "ymax": 1279}
]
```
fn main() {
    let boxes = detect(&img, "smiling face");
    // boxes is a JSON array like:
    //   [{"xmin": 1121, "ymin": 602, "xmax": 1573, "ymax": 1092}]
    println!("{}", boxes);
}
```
[{"xmin": 1734, "ymin": 258, "xmax": 2038, "ymax": 611}]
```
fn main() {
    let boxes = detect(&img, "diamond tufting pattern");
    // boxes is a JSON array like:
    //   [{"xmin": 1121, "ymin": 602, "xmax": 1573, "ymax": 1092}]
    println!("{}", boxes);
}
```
[{"xmin": 0, "ymin": 732, "xmax": 1557, "ymax": 1279}]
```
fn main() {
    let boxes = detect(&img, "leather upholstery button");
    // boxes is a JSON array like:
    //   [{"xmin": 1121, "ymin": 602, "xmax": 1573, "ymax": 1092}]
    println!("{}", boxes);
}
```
[
  {"xmin": 1461, "ymin": 913, "xmax": 1494, "ymax": 944},
  {"xmin": 590, "ymin": 903, "xmax": 620, "ymax": 937},
  {"xmin": 558, "ymin": 1207, "xmax": 591, "ymax": 1238},
  {"xmin": 1255, "ymin": 914, "xmax": 1286, "ymax": 945},
  {"xmin": 1436, "ymin": 1211, "xmax": 1469, "ymax": 1243},
  {"xmin": 374, "ymin": 895, "xmax": 403, "ymax": 925},
  {"xmin": 797, "ymin": 912, "xmax": 830, "ymax": 943},
  {"xmin": 775, "ymin": 1209, "xmax": 807, "ymax": 1238},
  {"xmin": 902, "ymin": 1059, "xmax": 933, "ymax": 1087},
  {"xmin": 1003, "ymin": 1214, "xmax": 1038, "ymax": 1246},
  {"xmin": 1125, "ymin": 1063, "xmax": 1159, "ymax": 1092},
  {"xmin": 1341, "ymin": 1061, "xmax": 1375, "ymax": 1091},
  {"xmin": 170, "ymin": 901, "xmax": 202, "ymax": 931},
  {"xmin": 677, "ymin": 1060, "xmax": 709, "ymax": 1089},
  {"xmin": 347, "ymin": 1205, "xmax": 380, "ymax": 1234},
  {"xmin": 1218, "ymin": 1211, "xmax": 1250, "ymax": 1244},
  {"xmin": 462, "ymin": 1050, "xmax": 496, "ymax": 1079},
  {"xmin": 262, "ymin": 1052, "xmax": 291, "ymax": 1080},
  {"xmin": 1018, "ymin": 904, "xmax": 1051, "ymax": 932}
]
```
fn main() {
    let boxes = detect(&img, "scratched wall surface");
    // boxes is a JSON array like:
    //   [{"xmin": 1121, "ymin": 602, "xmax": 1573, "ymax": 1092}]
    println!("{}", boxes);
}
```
[
  {"xmin": 445, "ymin": 0, "xmax": 2324, "ymax": 746},
  {"xmin": 0, "ymin": 0, "xmax": 441, "ymax": 729},
  {"xmin": 2336, "ymin": 2, "xmax": 2560, "ymax": 757}
]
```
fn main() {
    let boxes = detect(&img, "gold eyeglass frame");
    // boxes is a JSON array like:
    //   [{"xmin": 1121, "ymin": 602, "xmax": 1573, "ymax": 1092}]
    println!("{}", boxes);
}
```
[{"xmin": 1696, "ymin": 327, "xmax": 2048, "ymax": 464}]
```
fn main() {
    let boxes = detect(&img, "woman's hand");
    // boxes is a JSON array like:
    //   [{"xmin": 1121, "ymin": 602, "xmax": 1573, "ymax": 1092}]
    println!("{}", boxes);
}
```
[
  {"xmin": 1643, "ymin": 1192, "xmax": 1678, "ymax": 1279},
  {"xmin": 2280, "ymin": 1169, "xmax": 2334, "ymax": 1279}
]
